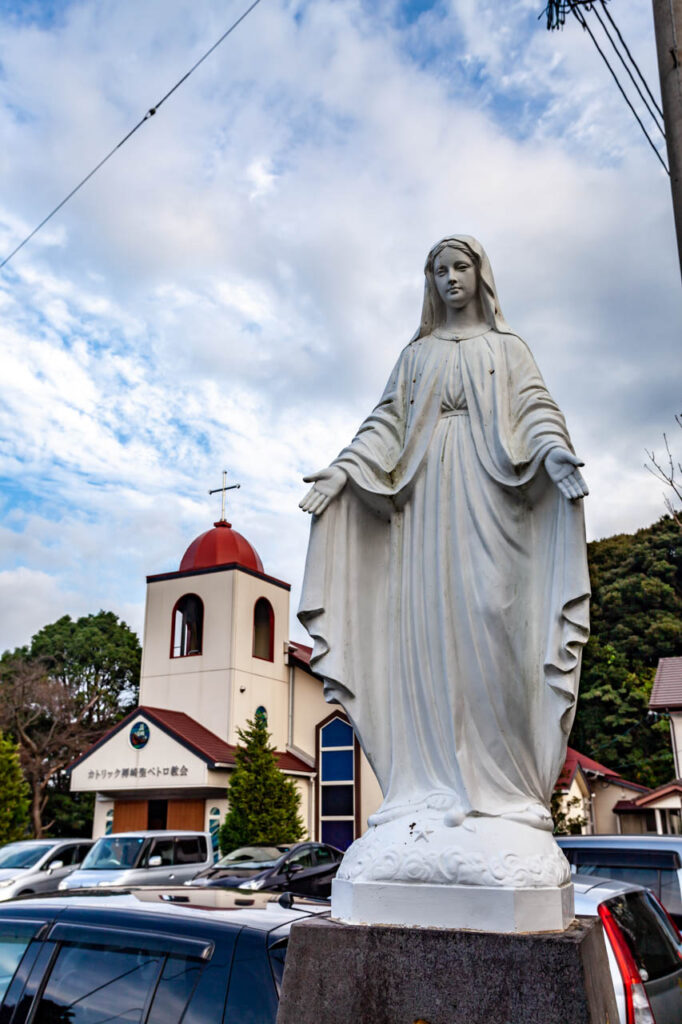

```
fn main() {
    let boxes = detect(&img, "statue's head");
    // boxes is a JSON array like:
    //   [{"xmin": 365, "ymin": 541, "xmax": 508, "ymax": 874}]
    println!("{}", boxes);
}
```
[{"xmin": 414, "ymin": 235, "xmax": 511, "ymax": 340}]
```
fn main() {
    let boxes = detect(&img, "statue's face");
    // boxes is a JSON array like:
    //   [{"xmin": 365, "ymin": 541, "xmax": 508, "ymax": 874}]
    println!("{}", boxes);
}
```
[{"xmin": 433, "ymin": 247, "xmax": 478, "ymax": 311}]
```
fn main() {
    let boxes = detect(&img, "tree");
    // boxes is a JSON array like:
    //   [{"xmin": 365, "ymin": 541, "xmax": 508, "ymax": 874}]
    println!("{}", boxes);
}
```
[
  {"xmin": 0, "ymin": 731, "xmax": 30, "ymax": 844},
  {"xmin": 219, "ymin": 714, "xmax": 304, "ymax": 854},
  {"xmin": 569, "ymin": 516, "xmax": 682, "ymax": 788},
  {"xmin": 646, "ymin": 415, "xmax": 682, "ymax": 529},
  {"xmin": 24, "ymin": 611, "xmax": 141, "ymax": 727},
  {"xmin": 0, "ymin": 611, "xmax": 141, "ymax": 837}
]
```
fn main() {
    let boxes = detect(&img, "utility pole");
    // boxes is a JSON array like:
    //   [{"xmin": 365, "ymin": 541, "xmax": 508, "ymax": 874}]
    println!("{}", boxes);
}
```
[{"xmin": 652, "ymin": 0, "xmax": 682, "ymax": 279}]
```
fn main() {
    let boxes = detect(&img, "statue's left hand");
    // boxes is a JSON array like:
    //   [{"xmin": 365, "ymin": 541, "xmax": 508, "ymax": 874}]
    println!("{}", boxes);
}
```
[
  {"xmin": 299, "ymin": 466, "xmax": 348, "ymax": 516},
  {"xmin": 544, "ymin": 448, "xmax": 589, "ymax": 501}
]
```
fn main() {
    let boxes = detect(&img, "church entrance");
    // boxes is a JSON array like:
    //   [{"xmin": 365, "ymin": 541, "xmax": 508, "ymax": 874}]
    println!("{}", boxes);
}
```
[{"xmin": 112, "ymin": 798, "xmax": 205, "ymax": 833}]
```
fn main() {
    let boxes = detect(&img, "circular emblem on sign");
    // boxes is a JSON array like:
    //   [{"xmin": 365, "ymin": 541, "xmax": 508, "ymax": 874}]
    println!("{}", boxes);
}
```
[{"xmin": 129, "ymin": 721, "xmax": 150, "ymax": 749}]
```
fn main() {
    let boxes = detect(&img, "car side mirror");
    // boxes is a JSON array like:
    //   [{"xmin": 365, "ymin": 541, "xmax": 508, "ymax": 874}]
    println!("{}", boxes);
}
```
[
  {"xmin": 148, "ymin": 855, "xmax": 163, "ymax": 868},
  {"xmin": 286, "ymin": 863, "xmax": 303, "ymax": 876},
  {"xmin": 47, "ymin": 860, "xmax": 64, "ymax": 873}
]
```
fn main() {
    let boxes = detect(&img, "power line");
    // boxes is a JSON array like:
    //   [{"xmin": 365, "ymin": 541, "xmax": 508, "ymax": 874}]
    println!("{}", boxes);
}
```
[
  {"xmin": 591, "ymin": 1, "xmax": 665, "ymax": 138},
  {"xmin": 598, "ymin": 0, "xmax": 664, "ymax": 121},
  {"xmin": 572, "ymin": 6, "xmax": 670, "ymax": 175},
  {"xmin": 0, "ymin": 0, "xmax": 264, "ymax": 273}
]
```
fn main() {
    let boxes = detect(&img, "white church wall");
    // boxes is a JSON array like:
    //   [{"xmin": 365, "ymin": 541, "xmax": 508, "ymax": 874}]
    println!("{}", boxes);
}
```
[
  {"xmin": 140, "ymin": 571, "xmax": 236, "ymax": 735},
  {"xmin": 231, "ymin": 668, "xmax": 289, "ymax": 749},
  {"xmin": 92, "ymin": 798, "xmax": 114, "ymax": 838},
  {"xmin": 291, "ymin": 670, "xmax": 333, "ymax": 760},
  {"xmin": 70, "ymin": 718, "xmax": 211, "ymax": 792}
]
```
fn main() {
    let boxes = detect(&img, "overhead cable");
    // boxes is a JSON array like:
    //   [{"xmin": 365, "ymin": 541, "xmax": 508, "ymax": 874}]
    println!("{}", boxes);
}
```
[
  {"xmin": 598, "ymin": 0, "xmax": 664, "ymax": 121},
  {"xmin": 572, "ymin": 6, "xmax": 670, "ymax": 175},
  {"xmin": 0, "ymin": 0, "xmax": 264, "ymax": 272},
  {"xmin": 592, "ymin": 2, "xmax": 665, "ymax": 137}
]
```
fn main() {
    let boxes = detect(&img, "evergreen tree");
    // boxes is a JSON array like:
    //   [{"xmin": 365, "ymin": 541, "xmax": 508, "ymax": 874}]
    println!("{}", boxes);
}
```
[
  {"xmin": 0, "ymin": 731, "xmax": 29, "ymax": 844},
  {"xmin": 570, "ymin": 516, "xmax": 682, "ymax": 787},
  {"xmin": 219, "ymin": 714, "xmax": 304, "ymax": 854}
]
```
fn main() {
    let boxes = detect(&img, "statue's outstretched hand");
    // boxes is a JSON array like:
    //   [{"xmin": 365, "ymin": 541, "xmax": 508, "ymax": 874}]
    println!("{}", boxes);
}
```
[
  {"xmin": 544, "ymin": 448, "xmax": 589, "ymax": 501},
  {"xmin": 299, "ymin": 466, "xmax": 348, "ymax": 516}
]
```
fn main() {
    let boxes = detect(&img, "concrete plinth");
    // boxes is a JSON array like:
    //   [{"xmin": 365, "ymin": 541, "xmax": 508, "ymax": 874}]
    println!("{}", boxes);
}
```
[
  {"xmin": 332, "ymin": 878, "xmax": 574, "ymax": 932},
  {"xmin": 276, "ymin": 916, "xmax": 618, "ymax": 1024}
]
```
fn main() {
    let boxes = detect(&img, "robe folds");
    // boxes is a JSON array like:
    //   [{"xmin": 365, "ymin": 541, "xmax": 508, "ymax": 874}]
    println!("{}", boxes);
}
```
[{"xmin": 299, "ymin": 329, "xmax": 590, "ymax": 826}]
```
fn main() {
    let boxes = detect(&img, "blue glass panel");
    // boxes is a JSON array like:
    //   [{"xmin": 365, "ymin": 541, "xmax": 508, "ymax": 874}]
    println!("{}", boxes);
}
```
[
  {"xmin": 322, "ymin": 749, "xmax": 354, "ymax": 782},
  {"xmin": 322, "ymin": 785, "xmax": 354, "ymax": 817},
  {"xmin": 321, "ymin": 820, "xmax": 354, "ymax": 850},
  {"xmin": 321, "ymin": 718, "xmax": 353, "ymax": 748}
]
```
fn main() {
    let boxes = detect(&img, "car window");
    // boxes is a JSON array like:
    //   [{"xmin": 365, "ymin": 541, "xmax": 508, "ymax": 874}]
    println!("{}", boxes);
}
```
[
  {"xmin": 146, "ymin": 953, "xmax": 203, "ymax": 1024},
  {"xmin": 0, "ymin": 845, "xmax": 56, "ymax": 870},
  {"xmin": 81, "ymin": 837, "xmax": 145, "ymax": 870},
  {"xmin": 32, "ymin": 943, "xmax": 164, "ymax": 1024},
  {"xmin": 0, "ymin": 924, "xmax": 36, "ymax": 1003},
  {"xmin": 286, "ymin": 848, "xmax": 314, "ymax": 870},
  {"xmin": 147, "ymin": 839, "xmax": 174, "ymax": 867},
  {"xmin": 313, "ymin": 846, "xmax": 335, "ymax": 865},
  {"xmin": 76, "ymin": 844, "xmax": 92, "ymax": 863},
  {"xmin": 607, "ymin": 890, "xmax": 682, "ymax": 982},
  {"xmin": 46, "ymin": 846, "xmax": 78, "ymax": 869},
  {"xmin": 581, "ymin": 864, "xmax": 663, "ymax": 897},
  {"xmin": 226, "ymin": 929, "xmax": 278, "ymax": 1022},
  {"xmin": 175, "ymin": 839, "xmax": 203, "ymax": 865}
]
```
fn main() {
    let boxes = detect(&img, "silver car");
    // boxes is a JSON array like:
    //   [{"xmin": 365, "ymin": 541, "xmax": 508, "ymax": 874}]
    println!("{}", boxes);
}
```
[
  {"xmin": 575, "ymin": 873, "xmax": 682, "ymax": 1024},
  {"xmin": 0, "ymin": 839, "xmax": 93, "ymax": 901},
  {"xmin": 59, "ymin": 830, "xmax": 213, "ymax": 890}
]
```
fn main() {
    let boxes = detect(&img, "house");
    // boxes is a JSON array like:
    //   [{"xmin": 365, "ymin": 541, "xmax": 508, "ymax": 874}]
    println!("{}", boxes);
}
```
[
  {"xmin": 553, "ymin": 747, "xmax": 650, "ymax": 834},
  {"xmin": 68, "ymin": 513, "xmax": 381, "ymax": 848}
]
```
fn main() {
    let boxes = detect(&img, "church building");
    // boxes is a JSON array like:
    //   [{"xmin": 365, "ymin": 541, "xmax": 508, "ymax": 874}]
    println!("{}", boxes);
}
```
[{"xmin": 69, "ymin": 510, "xmax": 381, "ymax": 850}]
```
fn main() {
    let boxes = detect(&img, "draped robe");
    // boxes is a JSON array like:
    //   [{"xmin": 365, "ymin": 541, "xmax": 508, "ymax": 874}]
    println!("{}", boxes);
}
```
[{"xmin": 299, "ymin": 328, "xmax": 590, "ymax": 827}]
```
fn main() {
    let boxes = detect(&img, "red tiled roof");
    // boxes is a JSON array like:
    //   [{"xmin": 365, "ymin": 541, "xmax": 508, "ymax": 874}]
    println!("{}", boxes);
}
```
[
  {"xmin": 627, "ymin": 778, "xmax": 682, "ymax": 807},
  {"xmin": 289, "ymin": 641, "xmax": 312, "ymax": 665},
  {"xmin": 555, "ymin": 746, "xmax": 649, "ymax": 792},
  {"xmin": 649, "ymin": 657, "xmax": 682, "ymax": 709},
  {"xmin": 70, "ymin": 705, "xmax": 315, "ymax": 775}
]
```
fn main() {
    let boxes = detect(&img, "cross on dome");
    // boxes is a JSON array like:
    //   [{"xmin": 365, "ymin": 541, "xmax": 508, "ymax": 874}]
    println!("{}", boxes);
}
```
[{"xmin": 209, "ymin": 470, "xmax": 241, "ymax": 523}]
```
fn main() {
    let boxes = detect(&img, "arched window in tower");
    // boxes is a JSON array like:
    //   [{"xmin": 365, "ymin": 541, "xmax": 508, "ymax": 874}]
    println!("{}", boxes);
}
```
[
  {"xmin": 171, "ymin": 594, "xmax": 204, "ymax": 657},
  {"xmin": 252, "ymin": 598, "xmax": 274, "ymax": 661}
]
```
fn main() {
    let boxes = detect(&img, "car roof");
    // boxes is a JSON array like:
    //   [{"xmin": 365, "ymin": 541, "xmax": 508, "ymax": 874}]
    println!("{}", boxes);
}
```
[
  {"xmin": 1, "ymin": 839, "xmax": 86, "ymax": 847},
  {"xmin": 0, "ymin": 889, "xmax": 330, "ymax": 933},
  {"xmin": 558, "ymin": 835, "xmax": 682, "ymax": 849},
  {"xmin": 94, "ymin": 831, "xmax": 207, "ymax": 838}
]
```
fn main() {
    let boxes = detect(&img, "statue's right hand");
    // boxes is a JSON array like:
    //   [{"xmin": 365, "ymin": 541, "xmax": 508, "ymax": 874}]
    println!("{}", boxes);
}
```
[{"xmin": 299, "ymin": 466, "xmax": 347, "ymax": 516}]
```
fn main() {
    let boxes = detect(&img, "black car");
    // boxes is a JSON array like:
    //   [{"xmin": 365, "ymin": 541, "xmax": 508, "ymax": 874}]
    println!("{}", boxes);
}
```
[
  {"xmin": 0, "ymin": 889, "xmax": 327, "ymax": 1024},
  {"xmin": 189, "ymin": 842, "xmax": 343, "ymax": 898}
]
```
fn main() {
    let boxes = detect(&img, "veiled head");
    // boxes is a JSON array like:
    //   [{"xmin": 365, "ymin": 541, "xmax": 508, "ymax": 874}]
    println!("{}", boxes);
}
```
[{"xmin": 414, "ymin": 235, "xmax": 511, "ymax": 340}]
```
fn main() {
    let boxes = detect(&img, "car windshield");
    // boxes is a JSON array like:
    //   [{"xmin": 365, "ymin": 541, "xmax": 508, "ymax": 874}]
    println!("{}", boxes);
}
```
[
  {"xmin": 217, "ymin": 846, "xmax": 284, "ymax": 869},
  {"xmin": 0, "ymin": 843, "xmax": 56, "ymax": 869},
  {"xmin": 80, "ymin": 837, "xmax": 145, "ymax": 870}
]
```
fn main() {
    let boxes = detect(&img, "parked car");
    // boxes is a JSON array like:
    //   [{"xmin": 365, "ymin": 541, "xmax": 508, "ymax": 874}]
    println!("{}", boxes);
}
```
[
  {"xmin": 0, "ymin": 888, "xmax": 327, "ymax": 1023},
  {"xmin": 189, "ymin": 842, "xmax": 343, "ymax": 898},
  {"xmin": 559, "ymin": 835, "xmax": 682, "ymax": 924},
  {"xmin": 58, "ymin": 830, "xmax": 213, "ymax": 890},
  {"xmin": 574, "ymin": 873, "xmax": 682, "ymax": 1024},
  {"xmin": 0, "ymin": 839, "xmax": 93, "ymax": 902}
]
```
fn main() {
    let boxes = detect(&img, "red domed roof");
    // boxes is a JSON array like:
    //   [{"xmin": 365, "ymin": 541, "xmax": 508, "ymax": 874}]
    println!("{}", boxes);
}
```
[{"xmin": 179, "ymin": 520, "xmax": 264, "ymax": 574}]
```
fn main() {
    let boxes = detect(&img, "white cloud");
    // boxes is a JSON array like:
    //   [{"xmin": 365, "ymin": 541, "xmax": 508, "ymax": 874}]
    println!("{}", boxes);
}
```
[{"xmin": 0, "ymin": 0, "xmax": 679, "ymax": 650}]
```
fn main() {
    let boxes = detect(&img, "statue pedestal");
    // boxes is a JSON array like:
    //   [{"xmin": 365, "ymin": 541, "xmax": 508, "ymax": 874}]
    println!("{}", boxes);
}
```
[
  {"xmin": 276, "ymin": 916, "xmax": 618, "ymax": 1024},
  {"xmin": 332, "ymin": 878, "xmax": 574, "ymax": 932}
]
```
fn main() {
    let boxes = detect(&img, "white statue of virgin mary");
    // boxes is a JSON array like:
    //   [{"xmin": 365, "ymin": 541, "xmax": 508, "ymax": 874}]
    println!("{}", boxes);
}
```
[{"xmin": 299, "ymin": 236, "xmax": 589, "ymax": 911}]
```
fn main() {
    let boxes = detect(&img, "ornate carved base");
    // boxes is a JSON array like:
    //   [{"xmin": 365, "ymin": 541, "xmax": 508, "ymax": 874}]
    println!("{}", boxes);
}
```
[
  {"xmin": 332, "ymin": 878, "xmax": 574, "ymax": 932},
  {"xmin": 337, "ymin": 810, "xmax": 571, "ymax": 889}
]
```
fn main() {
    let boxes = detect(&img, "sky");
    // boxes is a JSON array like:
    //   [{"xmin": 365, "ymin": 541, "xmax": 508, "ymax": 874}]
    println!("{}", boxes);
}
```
[{"xmin": 0, "ymin": 0, "xmax": 679, "ymax": 652}]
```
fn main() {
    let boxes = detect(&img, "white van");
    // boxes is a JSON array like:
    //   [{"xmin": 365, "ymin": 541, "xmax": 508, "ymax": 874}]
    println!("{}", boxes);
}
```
[
  {"xmin": 58, "ymin": 830, "xmax": 213, "ymax": 890},
  {"xmin": 558, "ymin": 835, "xmax": 682, "ymax": 923}
]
